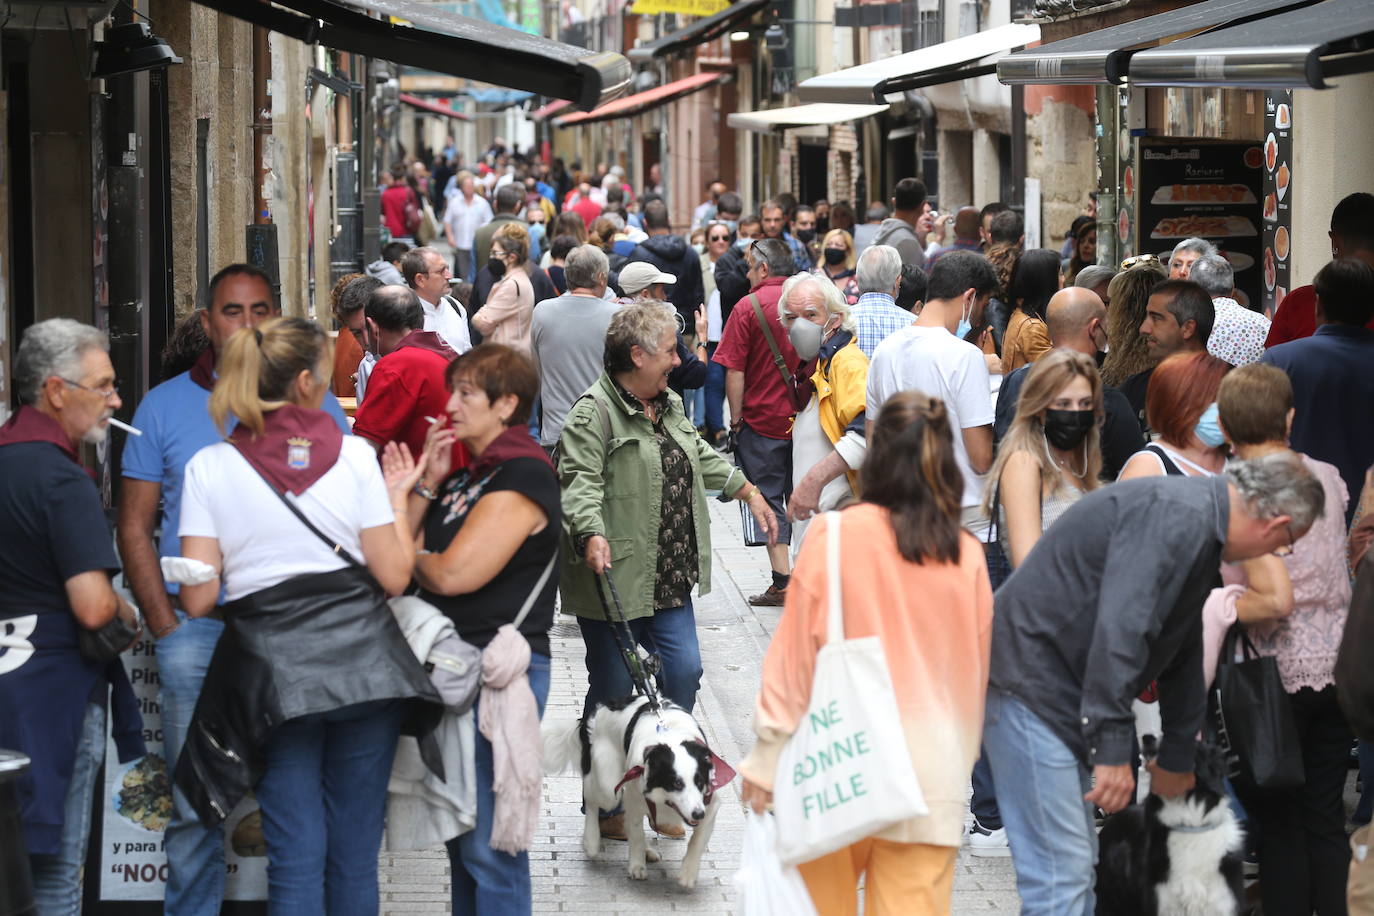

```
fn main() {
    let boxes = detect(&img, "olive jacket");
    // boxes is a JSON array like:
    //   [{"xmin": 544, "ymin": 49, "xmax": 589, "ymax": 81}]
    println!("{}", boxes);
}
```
[{"xmin": 557, "ymin": 373, "xmax": 746, "ymax": 621}]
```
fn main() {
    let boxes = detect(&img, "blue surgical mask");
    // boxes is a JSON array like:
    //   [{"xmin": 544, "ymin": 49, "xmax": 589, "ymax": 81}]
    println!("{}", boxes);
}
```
[
  {"xmin": 1195, "ymin": 402, "xmax": 1226, "ymax": 448},
  {"xmin": 735, "ymin": 236, "xmax": 752, "ymax": 250},
  {"xmin": 955, "ymin": 295, "xmax": 973, "ymax": 340}
]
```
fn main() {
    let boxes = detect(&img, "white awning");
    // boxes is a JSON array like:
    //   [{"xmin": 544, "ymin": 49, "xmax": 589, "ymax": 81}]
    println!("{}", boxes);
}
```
[
  {"xmin": 726, "ymin": 102, "xmax": 888, "ymax": 133},
  {"xmin": 798, "ymin": 22, "xmax": 1039, "ymax": 104}
]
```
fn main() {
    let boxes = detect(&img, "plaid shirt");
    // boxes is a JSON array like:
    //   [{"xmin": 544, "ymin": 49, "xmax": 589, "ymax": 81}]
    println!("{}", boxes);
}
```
[{"xmin": 851, "ymin": 292, "xmax": 915, "ymax": 358}]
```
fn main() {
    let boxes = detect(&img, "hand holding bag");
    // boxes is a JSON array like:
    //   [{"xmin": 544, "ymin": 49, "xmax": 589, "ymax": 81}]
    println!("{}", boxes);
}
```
[
  {"xmin": 1211, "ymin": 624, "xmax": 1305, "ymax": 790},
  {"xmin": 771, "ymin": 511, "xmax": 928, "ymax": 866}
]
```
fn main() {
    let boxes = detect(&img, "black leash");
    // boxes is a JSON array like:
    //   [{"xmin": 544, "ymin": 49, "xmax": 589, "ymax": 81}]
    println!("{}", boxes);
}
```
[{"xmin": 594, "ymin": 570, "xmax": 663, "ymax": 712}]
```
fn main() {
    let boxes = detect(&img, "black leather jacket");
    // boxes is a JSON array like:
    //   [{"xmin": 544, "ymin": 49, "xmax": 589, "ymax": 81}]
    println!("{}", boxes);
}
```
[{"xmin": 174, "ymin": 565, "xmax": 442, "ymax": 825}]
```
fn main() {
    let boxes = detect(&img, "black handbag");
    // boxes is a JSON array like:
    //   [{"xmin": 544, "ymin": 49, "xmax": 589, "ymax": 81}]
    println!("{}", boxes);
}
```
[
  {"xmin": 1210, "ymin": 624, "xmax": 1305, "ymax": 790},
  {"xmin": 1336, "ymin": 552, "xmax": 1374, "ymax": 741},
  {"xmin": 78, "ymin": 612, "xmax": 142, "ymax": 663}
]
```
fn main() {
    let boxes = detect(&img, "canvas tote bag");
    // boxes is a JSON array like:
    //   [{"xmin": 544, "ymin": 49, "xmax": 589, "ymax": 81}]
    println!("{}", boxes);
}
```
[{"xmin": 772, "ymin": 511, "xmax": 928, "ymax": 866}]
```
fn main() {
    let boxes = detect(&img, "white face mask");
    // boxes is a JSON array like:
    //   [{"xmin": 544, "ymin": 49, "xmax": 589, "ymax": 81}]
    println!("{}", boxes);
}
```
[{"xmin": 788, "ymin": 316, "xmax": 825, "ymax": 361}]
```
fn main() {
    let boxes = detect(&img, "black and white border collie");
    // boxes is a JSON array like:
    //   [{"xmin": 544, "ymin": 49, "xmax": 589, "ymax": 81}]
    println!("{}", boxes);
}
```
[
  {"xmin": 1094, "ymin": 735, "xmax": 1245, "ymax": 915},
  {"xmin": 544, "ymin": 695, "xmax": 735, "ymax": 887}
]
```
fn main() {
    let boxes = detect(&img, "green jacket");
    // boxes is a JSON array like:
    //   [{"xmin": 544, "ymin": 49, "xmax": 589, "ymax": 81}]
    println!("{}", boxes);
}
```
[{"xmin": 557, "ymin": 374, "xmax": 746, "ymax": 621}]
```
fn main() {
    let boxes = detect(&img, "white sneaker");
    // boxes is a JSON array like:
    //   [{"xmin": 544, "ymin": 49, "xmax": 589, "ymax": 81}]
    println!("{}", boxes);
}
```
[{"xmin": 967, "ymin": 819, "xmax": 1011, "ymax": 858}]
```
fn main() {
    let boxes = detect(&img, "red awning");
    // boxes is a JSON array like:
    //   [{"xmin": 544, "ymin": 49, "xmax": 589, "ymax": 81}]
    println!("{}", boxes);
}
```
[
  {"xmin": 528, "ymin": 98, "xmax": 573, "ymax": 122},
  {"xmin": 399, "ymin": 93, "xmax": 472, "ymax": 120},
  {"xmin": 555, "ymin": 71, "xmax": 729, "ymax": 126}
]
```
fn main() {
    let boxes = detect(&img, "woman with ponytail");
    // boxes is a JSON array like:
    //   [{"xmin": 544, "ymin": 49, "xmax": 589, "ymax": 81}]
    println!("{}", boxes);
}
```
[
  {"xmin": 740, "ymin": 391, "xmax": 994, "ymax": 915},
  {"xmin": 174, "ymin": 317, "xmax": 441, "ymax": 913}
]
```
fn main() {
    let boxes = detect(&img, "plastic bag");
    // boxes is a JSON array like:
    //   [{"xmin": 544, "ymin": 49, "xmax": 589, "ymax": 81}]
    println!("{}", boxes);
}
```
[{"xmin": 735, "ymin": 811, "xmax": 818, "ymax": 916}]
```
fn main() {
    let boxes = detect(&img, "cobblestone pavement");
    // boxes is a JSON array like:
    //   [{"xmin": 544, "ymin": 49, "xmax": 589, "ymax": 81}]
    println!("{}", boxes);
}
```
[{"xmin": 378, "ymin": 496, "xmax": 1021, "ymax": 914}]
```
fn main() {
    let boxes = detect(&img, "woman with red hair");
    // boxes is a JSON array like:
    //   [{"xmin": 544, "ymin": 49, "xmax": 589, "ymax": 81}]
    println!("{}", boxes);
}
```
[{"xmin": 1118, "ymin": 351, "xmax": 1231, "ymax": 480}]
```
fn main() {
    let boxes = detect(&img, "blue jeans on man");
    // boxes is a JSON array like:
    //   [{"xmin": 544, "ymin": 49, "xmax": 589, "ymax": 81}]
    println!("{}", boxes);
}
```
[
  {"xmin": 703, "ymin": 344, "xmax": 724, "ymax": 434},
  {"xmin": 159, "ymin": 612, "xmax": 226, "ymax": 916},
  {"xmin": 982, "ymin": 689, "xmax": 1098, "ymax": 916},
  {"xmin": 448, "ymin": 653, "xmax": 551, "ymax": 916},
  {"xmin": 29, "ymin": 701, "xmax": 105, "ymax": 916},
  {"xmin": 577, "ymin": 601, "xmax": 703, "ymax": 719}
]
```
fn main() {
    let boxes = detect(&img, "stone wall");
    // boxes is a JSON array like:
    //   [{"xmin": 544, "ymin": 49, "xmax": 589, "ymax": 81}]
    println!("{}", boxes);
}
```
[{"xmin": 1024, "ymin": 84, "xmax": 1096, "ymax": 255}]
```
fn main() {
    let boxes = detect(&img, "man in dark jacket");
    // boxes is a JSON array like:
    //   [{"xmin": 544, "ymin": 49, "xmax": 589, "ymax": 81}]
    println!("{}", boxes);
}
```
[
  {"xmin": 713, "ymin": 211, "xmax": 760, "ymax": 325},
  {"xmin": 632, "ymin": 200, "xmax": 703, "ymax": 330}
]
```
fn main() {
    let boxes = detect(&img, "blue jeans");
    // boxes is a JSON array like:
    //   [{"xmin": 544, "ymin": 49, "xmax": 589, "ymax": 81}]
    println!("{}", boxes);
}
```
[
  {"xmin": 685, "ymin": 388, "xmax": 703, "ymax": 426},
  {"xmin": 447, "ymin": 653, "xmax": 551, "ymax": 916},
  {"xmin": 158, "ymin": 612, "xmax": 226, "ymax": 916},
  {"xmin": 1357, "ymin": 739, "xmax": 1374, "ymax": 825},
  {"xmin": 703, "ymin": 344, "xmax": 724, "ymax": 432},
  {"xmin": 577, "ymin": 600, "xmax": 703, "ymax": 719},
  {"xmin": 982, "ymin": 690, "xmax": 1097, "ymax": 916},
  {"xmin": 29, "ymin": 701, "xmax": 105, "ymax": 916},
  {"xmin": 254, "ymin": 698, "xmax": 404, "ymax": 915}
]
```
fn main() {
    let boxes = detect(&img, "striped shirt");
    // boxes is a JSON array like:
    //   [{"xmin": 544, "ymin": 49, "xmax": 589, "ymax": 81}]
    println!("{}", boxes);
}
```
[{"xmin": 851, "ymin": 292, "xmax": 915, "ymax": 358}]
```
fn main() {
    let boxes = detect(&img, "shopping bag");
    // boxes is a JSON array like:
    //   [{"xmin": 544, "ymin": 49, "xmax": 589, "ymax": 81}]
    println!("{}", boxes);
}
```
[
  {"xmin": 772, "ymin": 511, "xmax": 927, "ymax": 866},
  {"xmin": 735, "ymin": 811, "xmax": 818, "ymax": 916},
  {"xmin": 1211, "ymin": 624, "xmax": 1304, "ymax": 790}
]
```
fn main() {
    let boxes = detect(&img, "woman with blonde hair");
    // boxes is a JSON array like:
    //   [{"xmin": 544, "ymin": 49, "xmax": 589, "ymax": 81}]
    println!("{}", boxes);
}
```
[
  {"xmin": 474, "ymin": 222, "xmax": 535, "ymax": 354},
  {"xmin": 817, "ymin": 229, "xmax": 859, "ymax": 304},
  {"xmin": 1099, "ymin": 257, "xmax": 1167, "ymax": 388},
  {"xmin": 741, "ymin": 391, "xmax": 993, "ymax": 915},
  {"xmin": 174, "ymin": 317, "xmax": 440, "ymax": 912}
]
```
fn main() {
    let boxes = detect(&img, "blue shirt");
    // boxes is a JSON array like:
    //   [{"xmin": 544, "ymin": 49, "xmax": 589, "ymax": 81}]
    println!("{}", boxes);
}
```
[
  {"xmin": 121, "ymin": 370, "xmax": 351, "ymax": 584},
  {"xmin": 1262, "ymin": 323, "xmax": 1374, "ymax": 523},
  {"xmin": 850, "ymin": 292, "xmax": 915, "ymax": 358}
]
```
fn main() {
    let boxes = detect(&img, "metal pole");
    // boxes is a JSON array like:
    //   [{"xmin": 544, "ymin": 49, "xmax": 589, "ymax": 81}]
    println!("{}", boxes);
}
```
[{"xmin": 252, "ymin": 23, "xmax": 272, "ymax": 223}]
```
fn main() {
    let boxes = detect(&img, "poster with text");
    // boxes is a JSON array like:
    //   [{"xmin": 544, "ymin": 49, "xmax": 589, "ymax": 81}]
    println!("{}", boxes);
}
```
[{"xmin": 1262, "ymin": 90, "xmax": 1294, "ymax": 316}]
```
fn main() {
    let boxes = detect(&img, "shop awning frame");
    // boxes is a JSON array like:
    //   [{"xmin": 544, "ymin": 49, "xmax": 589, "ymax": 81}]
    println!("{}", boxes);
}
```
[
  {"xmin": 1128, "ymin": 0, "xmax": 1374, "ymax": 89},
  {"xmin": 399, "ymin": 93, "xmax": 472, "ymax": 120},
  {"xmin": 626, "ymin": 0, "xmax": 770, "ymax": 63},
  {"xmin": 555, "ymin": 70, "xmax": 731, "ymax": 126},
  {"xmin": 996, "ymin": 0, "xmax": 1317, "ymax": 85},
  {"xmin": 189, "ymin": 0, "xmax": 632, "ymax": 112},
  {"xmin": 528, "ymin": 99, "xmax": 574, "ymax": 122},
  {"xmin": 726, "ymin": 102, "xmax": 888, "ymax": 133},
  {"xmin": 798, "ymin": 23, "xmax": 1039, "ymax": 104}
]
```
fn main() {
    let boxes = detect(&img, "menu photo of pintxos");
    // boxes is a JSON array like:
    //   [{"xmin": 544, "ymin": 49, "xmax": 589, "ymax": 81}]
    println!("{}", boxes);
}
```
[
  {"xmin": 1149, "ymin": 215, "xmax": 1258, "ymax": 239},
  {"xmin": 1262, "ymin": 90, "xmax": 1294, "ymax": 315},
  {"xmin": 1151, "ymin": 183, "xmax": 1256, "ymax": 205}
]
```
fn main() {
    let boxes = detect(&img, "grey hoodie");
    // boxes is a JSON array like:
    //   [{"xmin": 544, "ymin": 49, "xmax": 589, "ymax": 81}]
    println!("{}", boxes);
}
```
[
  {"xmin": 869, "ymin": 217, "xmax": 925, "ymax": 269},
  {"xmin": 366, "ymin": 259, "xmax": 405, "ymax": 285}
]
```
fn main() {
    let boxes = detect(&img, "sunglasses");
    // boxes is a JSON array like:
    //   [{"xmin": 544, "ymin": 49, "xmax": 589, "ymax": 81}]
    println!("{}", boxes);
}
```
[
  {"xmin": 708, "ymin": 234, "xmax": 729, "ymax": 242},
  {"xmin": 1120, "ymin": 253, "xmax": 1160, "ymax": 270}
]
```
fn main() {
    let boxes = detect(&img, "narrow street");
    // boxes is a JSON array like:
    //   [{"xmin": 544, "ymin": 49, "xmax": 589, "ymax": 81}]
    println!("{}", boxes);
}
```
[{"xmin": 377, "ymin": 498, "xmax": 1021, "ymax": 914}]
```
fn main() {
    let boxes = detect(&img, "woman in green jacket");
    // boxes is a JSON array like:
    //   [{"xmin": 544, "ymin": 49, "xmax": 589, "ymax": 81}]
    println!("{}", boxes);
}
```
[{"xmin": 558, "ymin": 301, "xmax": 776, "ymax": 729}]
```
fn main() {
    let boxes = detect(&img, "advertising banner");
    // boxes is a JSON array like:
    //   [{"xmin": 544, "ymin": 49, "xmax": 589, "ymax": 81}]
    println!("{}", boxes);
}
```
[{"xmin": 1261, "ymin": 90, "xmax": 1294, "ymax": 316}]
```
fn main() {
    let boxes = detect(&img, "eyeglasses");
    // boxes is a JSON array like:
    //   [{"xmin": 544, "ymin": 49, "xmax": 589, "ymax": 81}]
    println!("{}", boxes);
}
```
[
  {"xmin": 1120, "ymin": 253, "xmax": 1160, "ymax": 270},
  {"xmin": 1273, "ymin": 523, "xmax": 1296, "ymax": 557},
  {"xmin": 708, "ymin": 234, "xmax": 730, "ymax": 242},
  {"xmin": 60, "ymin": 378, "xmax": 119, "ymax": 398}
]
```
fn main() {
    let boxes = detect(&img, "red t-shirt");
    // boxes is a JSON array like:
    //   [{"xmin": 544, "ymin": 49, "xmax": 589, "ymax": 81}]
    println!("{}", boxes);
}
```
[
  {"xmin": 570, "ymin": 197, "xmax": 602, "ymax": 229},
  {"xmin": 712, "ymin": 276, "xmax": 800, "ymax": 439},
  {"xmin": 352, "ymin": 336, "xmax": 468, "ymax": 468},
  {"xmin": 381, "ymin": 184, "xmax": 416, "ymax": 239},
  {"xmin": 1265, "ymin": 284, "xmax": 1374, "ymax": 347}
]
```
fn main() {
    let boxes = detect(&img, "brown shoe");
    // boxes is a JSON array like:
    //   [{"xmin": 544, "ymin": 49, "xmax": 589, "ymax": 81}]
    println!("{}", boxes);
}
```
[
  {"xmin": 652, "ymin": 818, "xmax": 686, "ymax": 839},
  {"xmin": 599, "ymin": 813, "xmax": 627, "ymax": 841},
  {"xmin": 748, "ymin": 584, "xmax": 787, "ymax": 607}
]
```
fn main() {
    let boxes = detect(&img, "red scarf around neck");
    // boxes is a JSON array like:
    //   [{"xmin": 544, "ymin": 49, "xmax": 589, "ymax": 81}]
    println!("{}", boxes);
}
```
[
  {"xmin": 0, "ymin": 405, "xmax": 83, "ymax": 469},
  {"xmin": 228, "ymin": 404, "xmax": 343, "ymax": 495},
  {"xmin": 468, "ymin": 424, "xmax": 553, "ymax": 479}
]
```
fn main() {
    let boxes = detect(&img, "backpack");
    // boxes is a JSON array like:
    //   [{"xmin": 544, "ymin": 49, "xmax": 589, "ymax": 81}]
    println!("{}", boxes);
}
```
[{"xmin": 403, "ymin": 189, "xmax": 423, "ymax": 238}]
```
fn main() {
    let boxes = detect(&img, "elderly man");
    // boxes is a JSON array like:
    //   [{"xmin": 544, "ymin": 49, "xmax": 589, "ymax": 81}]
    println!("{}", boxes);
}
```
[
  {"xmin": 1119, "ymin": 279, "xmax": 1214, "ymax": 431},
  {"xmin": 1167, "ymin": 237, "xmax": 1217, "ymax": 279},
  {"xmin": 985, "ymin": 454, "xmax": 1326, "ymax": 915},
  {"xmin": 442, "ymin": 172, "xmax": 492, "ymax": 282},
  {"xmin": 1190, "ymin": 253, "xmax": 1270, "ymax": 366},
  {"xmin": 1, "ymin": 319, "xmax": 143, "ymax": 911},
  {"xmin": 849, "ymin": 245, "xmax": 915, "ymax": 358},
  {"xmin": 1073, "ymin": 264, "xmax": 1117, "ymax": 308}
]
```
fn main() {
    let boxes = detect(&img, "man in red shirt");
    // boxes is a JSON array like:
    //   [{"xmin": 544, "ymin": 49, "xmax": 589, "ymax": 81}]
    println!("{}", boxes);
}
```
[
  {"xmin": 1266, "ymin": 192, "xmax": 1374, "ymax": 346},
  {"xmin": 568, "ymin": 181, "xmax": 602, "ymax": 229},
  {"xmin": 352, "ymin": 285, "xmax": 466, "ymax": 468},
  {"xmin": 713, "ymin": 237, "xmax": 802, "ymax": 605}
]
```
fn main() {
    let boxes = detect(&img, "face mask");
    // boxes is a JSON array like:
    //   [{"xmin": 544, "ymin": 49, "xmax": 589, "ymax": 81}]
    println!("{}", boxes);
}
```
[
  {"xmin": 735, "ymin": 236, "xmax": 752, "ymax": 250},
  {"xmin": 823, "ymin": 248, "xmax": 847, "ymax": 266},
  {"xmin": 788, "ymin": 317, "xmax": 825, "ymax": 361},
  {"xmin": 796, "ymin": 229, "xmax": 816, "ymax": 244},
  {"xmin": 488, "ymin": 258, "xmax": 507, "ymax": 279},
  {"xmin": 1044, "ymin": 409, "xmax": 1095, "ymax": 451},
  {"xmin": 723, "ymin": 220, "xmax": 739, "ymax": 233},
  {"xmin": 955, "ymin": 294, "xmax": 974, "ymax": 339},
  {"xmin": 1195, "ymin": 402, "xmax": 1226, "ymax": 448},
  {"xmin": 692, "ymin": 243, "xmax": 705, "ymax": 255}
]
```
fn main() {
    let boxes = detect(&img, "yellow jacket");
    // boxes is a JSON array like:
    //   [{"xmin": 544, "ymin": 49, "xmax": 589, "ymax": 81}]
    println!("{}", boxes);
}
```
[{"xmin": 810, "ymin": 332, "xmax": 869, "ymax": 490}]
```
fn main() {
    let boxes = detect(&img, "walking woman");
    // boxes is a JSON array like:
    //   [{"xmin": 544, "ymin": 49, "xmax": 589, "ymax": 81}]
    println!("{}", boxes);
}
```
[
  {"xmin": 175, "ymin": 317, "xmax": 440, "ymax": 914},
  {"xmin": 741, "ymin": 392, "xmax": 994, "ymax": 916},
  {"xmin": 1000, "ymin": 249, "xmax": 1061, "ymax": 373},
  {"xmin": 473, "ymin": 224, "xmax": 535, "ymax": 354},
  {"xmin": 818, "ymin": 229, "xmax": 860, "ymax": 304},
  {"xmin": 403, "ymin": 343, "xmax": 561, "ymax": 915}
]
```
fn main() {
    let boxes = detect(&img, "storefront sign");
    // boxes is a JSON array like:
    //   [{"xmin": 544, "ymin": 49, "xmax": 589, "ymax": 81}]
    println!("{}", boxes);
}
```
[
  {"xmin": 1261, "ymin": 90, "xmax": 1293, "ymax": 316},
  {"xmin": 1138, "ymin": 140, "xmax": 1264, "ymax": 308},
  {"xmin": 630, "ymin": 0, "xmax": 730, "ymax": 14}
]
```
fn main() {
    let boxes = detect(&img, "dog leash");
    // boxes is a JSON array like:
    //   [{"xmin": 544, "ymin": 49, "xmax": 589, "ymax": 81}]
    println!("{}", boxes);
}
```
[{"xmin": 594, "ymin": 570, "xmax": 664, "ymax": 714}]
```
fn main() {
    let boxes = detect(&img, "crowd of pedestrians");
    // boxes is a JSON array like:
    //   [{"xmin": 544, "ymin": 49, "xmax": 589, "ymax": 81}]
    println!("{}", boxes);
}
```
[{"xmin": 3, "ymin": 142, "xmax": 1373, "ymax": 916}]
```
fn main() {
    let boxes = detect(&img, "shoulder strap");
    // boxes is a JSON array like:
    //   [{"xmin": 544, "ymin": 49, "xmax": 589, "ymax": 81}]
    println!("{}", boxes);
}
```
[
  {"xmin": 228, "ymin": 441, "xmax": 365, "ymax": 569},
  {"xmin": 824, "ymin": 511, "xmax": 843, "ymax": 645},
  {"xmin": 749, "ymin": 293, "xmax": 794, "ymax": 387},
  {"xmin": 513, "ymin": 552, "xmax": 558, "ymax": 629},
  {"xmin": 1144, "ymin": 443, "xmax": 1184, "ymax": 477}
]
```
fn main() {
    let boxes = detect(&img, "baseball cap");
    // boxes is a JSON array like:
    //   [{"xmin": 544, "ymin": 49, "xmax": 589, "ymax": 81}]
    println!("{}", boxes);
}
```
[{"xmin": 617, "ymin": 262, "xmax": 677, "ymax": 296}]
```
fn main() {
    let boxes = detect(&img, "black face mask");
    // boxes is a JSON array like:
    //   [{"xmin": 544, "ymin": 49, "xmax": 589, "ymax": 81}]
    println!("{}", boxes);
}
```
[
  {"xmin": 488, "ymin": 258, "xmax": 507, "ymax": 279},
  {"xmin": 816, "ymin": 216, "xmax": 830, "ymax": 235},
  {"xmin": 823, "ymin": 248, "xmax": 847, "ymax": 266},
  {"xmin": 1044, "ymin": 409, "xmax": 1094, "ymax": 451},
  {"xmin": 796, "ymin": 229, "xmax": 816, "ymax": 244}
]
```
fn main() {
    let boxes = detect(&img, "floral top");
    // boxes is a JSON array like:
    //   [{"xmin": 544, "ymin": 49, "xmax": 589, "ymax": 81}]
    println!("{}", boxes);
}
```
[
  {"xmin": 1206, "ymin": 297, "xmax": 1271, "ymax": 367},
  {"xmin": 612, "ymin": 378, "xmax": 698, "ymax": 608},
  {"xmin": 1250, "ymin": 454, "xmax": 1351, "ymax": 692}
]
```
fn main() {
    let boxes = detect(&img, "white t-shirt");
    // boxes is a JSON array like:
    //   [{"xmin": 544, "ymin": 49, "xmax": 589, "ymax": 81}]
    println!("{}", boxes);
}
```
[
  {"xmin": 866, "ymin": 324, "xmax": 995, "ymax": 511},
  {"xmin": 421, "ymin": 295, "xmax": 472, "ymax": 355},
  {"xmin": 179, "ymin": 437, "xmax": 395, "ymax": 601}
]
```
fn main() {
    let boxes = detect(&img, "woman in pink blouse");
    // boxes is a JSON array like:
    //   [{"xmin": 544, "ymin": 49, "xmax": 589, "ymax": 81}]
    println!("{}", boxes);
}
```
[
  {"xmin": 1217, "ymin": 363, "xmax": 1353, "ymax": 916},
  {"xmin": 473, "ymin": 223, "xmax": 535, "ymax": 354}
]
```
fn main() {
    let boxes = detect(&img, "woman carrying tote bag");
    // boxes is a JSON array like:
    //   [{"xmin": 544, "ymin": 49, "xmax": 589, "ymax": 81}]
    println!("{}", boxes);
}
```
[{"xmin": 740, "ymin": 391, "xmax": 994, "ymax": 916}]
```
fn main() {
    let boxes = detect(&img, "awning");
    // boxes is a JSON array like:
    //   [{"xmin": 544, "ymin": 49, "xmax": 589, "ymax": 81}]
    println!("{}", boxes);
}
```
[
  {"xmin": 1129, "ymin": 0, "xmax": 1374, "ymax": 89},
  {"xmin": 556, "ymin": 71, "xmax": 731, "ymax": 126},
  {"xmin": 997, "ymin": 0, "xmax": 1317, "ymax": 85},
  {"xmin": 189, "ymin": 0, "xmax": 631, "ymax": 112},
  {"xmin": 528, "ymin": 99, "xmax": 573, "ymax": 122},
  {"xmin": 399, "ymin": 93, "xmax": 472, "ymax": 120},
  {"xmin": 726, "ymin": 102, "xmax": 888, "ymax": 133},
  {"xmin": 798, "ymin": 23, "xmax": 1039, "ymax": 104},
  {"xmin": 626, "ymin": 0, "xmax": 770, "ymax": 63}
]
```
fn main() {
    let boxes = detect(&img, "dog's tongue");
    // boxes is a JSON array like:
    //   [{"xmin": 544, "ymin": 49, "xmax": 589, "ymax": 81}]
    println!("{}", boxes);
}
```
[{"xmin": 709, "ymin": 751, "xmax": 736, "ymax": 792}]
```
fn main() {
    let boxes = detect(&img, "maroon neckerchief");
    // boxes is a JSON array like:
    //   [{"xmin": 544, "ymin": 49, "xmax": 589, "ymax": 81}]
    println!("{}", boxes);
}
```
[
  {"xmin": 468, "ymin": 424, "xmax": 553, "ymax": 478},
  {"xmin": 395, "ymin": 329, "xmax": 457, "ymax": 362},
  {"xmin": 189, "ymin": 347, "xmax": 216, "ymax": 391},
  {"xmin": 228, "ymin": 404, "xmax": 343, "ymax": 496},
  {"xmin": 0, "ymin": 405, "xmax": 86, "ymax": 473}
]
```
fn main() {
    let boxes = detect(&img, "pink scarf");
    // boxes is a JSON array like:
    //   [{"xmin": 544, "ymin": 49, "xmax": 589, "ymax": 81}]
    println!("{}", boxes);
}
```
[{"xmin": 478, "ymin": 625, "xmax": 541, "ymax": 854}]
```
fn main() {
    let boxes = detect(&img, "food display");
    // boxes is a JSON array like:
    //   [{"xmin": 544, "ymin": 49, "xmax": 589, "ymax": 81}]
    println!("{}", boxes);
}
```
[
  {"xmin": 1151, "ymin": 183, "xmax": 1255, "ymax": 205},
  {"xmin": 115, "ymin": 754, "xmax": 173, "ymax": 833},
  {"xmin": 1275, "ymin": 226, "xmax": 1290, "ymax": 261},
  {"xmin": 1149, "ymin": 215, "xmax": 1257, "ymax": 239},
  {"xmin": 1262, "ymin": 91, "xmax": 1294, "ymax": 315},
  {"xmin": 1277, "ymin": 162, "xmax": 1291, "ymax": 201}
]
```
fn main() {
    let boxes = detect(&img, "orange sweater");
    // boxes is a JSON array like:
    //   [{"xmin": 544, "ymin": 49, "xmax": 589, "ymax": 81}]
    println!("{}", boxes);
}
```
[{"xmin": 740, "ymin": 505, "xmax": 993, "ymax": 847}]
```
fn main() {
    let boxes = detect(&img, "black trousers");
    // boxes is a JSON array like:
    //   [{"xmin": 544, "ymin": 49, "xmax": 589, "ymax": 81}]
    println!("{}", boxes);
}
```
[{"xmin": 1236, "ymin": 685, "xmax": 1352, "ymax": 916}]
